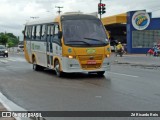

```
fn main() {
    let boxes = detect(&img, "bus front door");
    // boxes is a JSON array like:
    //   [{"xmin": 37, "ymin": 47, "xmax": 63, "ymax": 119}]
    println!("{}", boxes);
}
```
[{"xmin": 46, "ymin": 25, "xmax": 54, "ymax": 68}]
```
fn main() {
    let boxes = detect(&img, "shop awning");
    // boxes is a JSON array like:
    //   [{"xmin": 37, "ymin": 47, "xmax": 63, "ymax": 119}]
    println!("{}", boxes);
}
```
[{"xmin": 102, "ymin": 13, "xmax": 127, "ymax": 25}]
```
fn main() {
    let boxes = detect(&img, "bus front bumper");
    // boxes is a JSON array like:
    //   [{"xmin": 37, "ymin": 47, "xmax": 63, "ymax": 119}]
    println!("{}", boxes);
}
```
[{"xmin": 61, "ymin": 57, "xmax": 110, "ymax": 73}]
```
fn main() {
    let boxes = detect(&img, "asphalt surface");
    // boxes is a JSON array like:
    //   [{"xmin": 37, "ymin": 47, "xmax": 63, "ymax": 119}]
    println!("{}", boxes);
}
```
[{"xmin": 0, "ymin": 53, "xmax": 160, "ymax": 120}]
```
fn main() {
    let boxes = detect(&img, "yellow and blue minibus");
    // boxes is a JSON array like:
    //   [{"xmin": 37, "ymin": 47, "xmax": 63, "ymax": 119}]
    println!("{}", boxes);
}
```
[{"xmin": 23, "ymin": 13, "xmax": 111, "ymax": 77}]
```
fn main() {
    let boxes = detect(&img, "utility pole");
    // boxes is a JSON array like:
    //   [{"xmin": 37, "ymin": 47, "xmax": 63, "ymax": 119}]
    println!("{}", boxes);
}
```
[{"xmin": 55, "ymin": 6, "xmax": 63, "ymax": 15}]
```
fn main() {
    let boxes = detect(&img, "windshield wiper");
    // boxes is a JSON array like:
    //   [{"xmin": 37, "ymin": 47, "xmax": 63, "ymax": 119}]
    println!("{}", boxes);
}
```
[
  {"xmin": 84, "ymin": 37, "xmax": 108, "ymax": 45},
  {"xmin": 66, "ymin": 40, "xmax": 91, "ymax": 46}
]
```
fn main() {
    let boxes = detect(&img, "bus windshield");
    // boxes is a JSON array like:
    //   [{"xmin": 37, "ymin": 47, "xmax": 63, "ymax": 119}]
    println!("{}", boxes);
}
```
[{"xmin": 62, "ymin": 19, "xmax": 108, "ymax": 47}]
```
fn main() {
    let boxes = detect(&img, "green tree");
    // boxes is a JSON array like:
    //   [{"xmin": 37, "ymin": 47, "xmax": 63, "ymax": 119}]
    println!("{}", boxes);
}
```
[
  {"xmin": 0, "ymin": 32, "xmax": 19, "ymax": 47},
  {"xmin": 8, "ymin": 41, "xmax": 14, "ymax": 48},
  {"xmin": 0, "ymin": 34, "xmax": 8, "ymax": 46},
  {"xmin": 6, "ymin": 33, "xmax": 17, "ymax": 39}
]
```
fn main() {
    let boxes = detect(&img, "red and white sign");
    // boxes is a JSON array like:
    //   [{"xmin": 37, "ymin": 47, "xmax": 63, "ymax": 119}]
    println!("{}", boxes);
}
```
[{"xmin": 87, "ymin": 60, "xmax": 97, "ymax": 65}]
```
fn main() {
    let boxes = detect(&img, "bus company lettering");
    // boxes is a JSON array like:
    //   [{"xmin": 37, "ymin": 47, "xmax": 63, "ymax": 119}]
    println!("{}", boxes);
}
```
[
  {"xmin": 35, "ymin": 45, "xmax": 40, "ymax": 50},
  {"xmin": 86, "ymin": 48, "xmax": 96, "ymax": 54},
  {"xmin": 32, "ymin": 43, "xmax": 40, "ymax": 50}
]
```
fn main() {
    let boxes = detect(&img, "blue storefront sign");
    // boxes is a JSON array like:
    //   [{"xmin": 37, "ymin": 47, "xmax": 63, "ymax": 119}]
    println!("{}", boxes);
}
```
[{"xmin": 127, "ymin": 10, "xmax": 160, "ymax": 53}]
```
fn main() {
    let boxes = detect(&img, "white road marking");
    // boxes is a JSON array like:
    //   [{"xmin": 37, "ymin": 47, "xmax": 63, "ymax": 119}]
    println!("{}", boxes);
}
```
[
  {"xmin": 109, "ymin": 71, "xmax": 139, "ymax": 78},
  {"xmin": 6, "ymin": 58, "xmax": 17, "ymax": 61},
  {"xmin": 0, "ymin": 57, "xmax": 25, "ymax": 63},
  {"xmin": 0, "ymin": 59, "xmax": 8, "ymax": 63},
  {"xmin": 95, "ymin": 96, "xmax": 102, "ymax": 98}
]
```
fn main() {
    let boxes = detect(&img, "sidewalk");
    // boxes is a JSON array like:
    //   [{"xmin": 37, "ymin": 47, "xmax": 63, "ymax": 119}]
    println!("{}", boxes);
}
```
[{"xmin": 110, "ymin": 53, "xmax": 160, "ymax": 67}]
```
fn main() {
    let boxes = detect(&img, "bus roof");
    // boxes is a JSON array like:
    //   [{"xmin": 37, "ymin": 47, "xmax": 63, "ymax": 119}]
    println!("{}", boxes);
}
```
[
  {"xmin": 25, "ymin": 16, "xmax": 57, "ymax": 25},
  {"xmin": 25, "ymin": 13, "xmax": 99, "ymax": 26},
  {"xmin": 61, "ymin": 14, "xmax": 99, "ymax": 21}
]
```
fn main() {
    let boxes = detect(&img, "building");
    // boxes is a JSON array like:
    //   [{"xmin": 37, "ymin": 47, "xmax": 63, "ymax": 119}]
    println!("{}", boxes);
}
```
[{"xmin": 102, "ymin": 10, "xmax": 160, "ymax": 53}]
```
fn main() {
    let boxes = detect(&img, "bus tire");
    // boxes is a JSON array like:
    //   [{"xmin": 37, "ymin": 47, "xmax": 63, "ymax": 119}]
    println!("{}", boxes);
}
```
[
  {"xmin": 97, "ymin": 71, "xmax": 105, "ymax": 77},
  {"xmin": 54, "ymin": 60, "xmax": 63, "ymax": 77},
  {"xmin": 32, "ymin": 57, "xmax": 41, "ymax": 71}
]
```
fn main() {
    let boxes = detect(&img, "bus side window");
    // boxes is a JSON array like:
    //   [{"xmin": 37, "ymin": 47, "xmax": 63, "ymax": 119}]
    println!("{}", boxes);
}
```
[
  {"xmin": 47, "ymin": 25, "xmax": 51, "ymax": 52},
  {"xmin": 26, "ymin": 26, "xmax": 31, "ymax": 39},
  {"xmin": 29, "ymin": 26, "xmax": 32, "ymax": 39},
  {"xmin": 36, "ymin": 25, "xmax": 41, "ymax": 40},
  {"xmin": 41, "ymin": 25, "xmax": 46, "ymax": 41},
  {"xmin": 53, "ymin": 24, "xmax": 61, "ymax": 46},
  {"xmin": 51, "ymin": 25, "xmax": 54, "ymax": 38},
  {"xmin": 47, "ymin": 25, "xmax": 51, "ymax": 40},
  {"xmin": 55, "ymin": 24, "xmax": 59, "ymax": 36},
  {"xmin": 32, "ymin": 26, "xmax": 36, "ymax": 40},
  {"xmin": 50, "ymin": 25, "xmax": 54, "ymax": 52}
]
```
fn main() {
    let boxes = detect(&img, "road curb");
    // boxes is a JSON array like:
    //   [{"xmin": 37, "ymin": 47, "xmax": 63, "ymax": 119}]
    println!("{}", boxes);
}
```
[
  {"xmin": 0, "ymin": 92, "xmax": 45, "ymax": 120},
  {"xmin": 112, "ymin": 61, "xmax": 160, "ymax": 68},
  {"xmin": 0, "ymin": 92, "xmax": 28, "ymax": 120}
]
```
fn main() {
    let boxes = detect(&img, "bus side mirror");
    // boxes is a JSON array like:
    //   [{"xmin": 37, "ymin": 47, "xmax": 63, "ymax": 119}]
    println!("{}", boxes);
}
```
[
  {"xmin": 58, "ymin": 31, "xmax": 62, "ymax": 39},
  {"xmin": 22, "ymin": 30, "xmax": 26, "ymax": 39},
  {"xmin": 22, "ymin": 30, "xmax": 25, "ymax": 35}
]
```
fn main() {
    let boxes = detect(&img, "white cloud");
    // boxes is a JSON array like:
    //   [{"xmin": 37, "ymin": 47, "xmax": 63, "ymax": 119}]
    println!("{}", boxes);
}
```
[{"xmin": 0, "ymin": 0, "xmax": 160, "ymax": 40}]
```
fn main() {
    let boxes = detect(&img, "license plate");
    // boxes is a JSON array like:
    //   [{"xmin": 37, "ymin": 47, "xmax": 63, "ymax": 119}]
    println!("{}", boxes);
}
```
[{"xmin": 87, "ymin": 60, "xmax": 96, "ymax": 65}]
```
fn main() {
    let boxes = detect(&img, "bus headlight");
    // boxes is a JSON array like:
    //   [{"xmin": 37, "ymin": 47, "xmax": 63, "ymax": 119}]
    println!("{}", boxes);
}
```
[
  {"xmin": 105, "ymin": 54, "xmax": 110, "ymax": 58},
  {"xmin": 5, "ymin": 50, "xmax": 8, "ymax": 53},
  {"xmin": 68, "ymin": 55, "xmax": 76, "ymax": 59}
]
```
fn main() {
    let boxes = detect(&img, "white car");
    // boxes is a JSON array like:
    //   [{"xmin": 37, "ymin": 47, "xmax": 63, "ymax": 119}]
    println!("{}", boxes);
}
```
[
  {"xmin": 17, "ymin": 45, "xmax": 24, "ymax": 52},
  {"xmin": 110, "ymin": 40, "xmax": 118, "ymax": 52},
  {"xmin": 110, "ymin": 45, "xmax": 116, "ymax": 51}
]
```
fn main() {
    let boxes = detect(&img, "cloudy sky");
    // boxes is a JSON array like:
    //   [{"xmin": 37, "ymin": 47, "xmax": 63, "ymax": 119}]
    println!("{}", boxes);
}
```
[{"xmin": 0, "ymin": 0, "xmax": 160, "ymax": 40}]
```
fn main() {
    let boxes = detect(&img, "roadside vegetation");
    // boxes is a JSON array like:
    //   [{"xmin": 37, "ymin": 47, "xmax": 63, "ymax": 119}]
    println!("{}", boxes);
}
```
[{"xmin": 0, "ymin": 32, "xmax": 19, "ymax": 48}]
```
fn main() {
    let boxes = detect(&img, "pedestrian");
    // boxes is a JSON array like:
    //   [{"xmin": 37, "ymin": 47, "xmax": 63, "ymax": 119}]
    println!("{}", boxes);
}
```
[
  {"xmin": 153, "ymin": 44, "xmax": 159, "ymax": 56},
  {"xmin": 147, "ymin": 48, "xmax": 154, "ymax": 56}
]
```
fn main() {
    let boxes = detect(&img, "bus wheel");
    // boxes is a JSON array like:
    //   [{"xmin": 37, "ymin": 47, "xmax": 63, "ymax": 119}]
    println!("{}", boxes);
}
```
[
  {"xmin": 97, "ymin": 71, "xmax": 105, "ymax": 77},
  {"xmin": 33, "ymin": 58, "xmax": 39, "ymax": 71},
  {"xmin": 54, "ymin": 60, "xmax": 63, "ymax": 77}
]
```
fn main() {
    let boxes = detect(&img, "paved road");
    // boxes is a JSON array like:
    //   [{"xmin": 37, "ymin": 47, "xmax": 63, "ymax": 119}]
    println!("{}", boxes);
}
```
[{"xmin": 0, "ymin": 54, "xmax": 160, "ymax": 120}]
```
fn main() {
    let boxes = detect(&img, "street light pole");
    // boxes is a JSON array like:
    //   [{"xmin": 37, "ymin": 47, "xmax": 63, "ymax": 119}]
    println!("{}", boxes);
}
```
[{"xmin": 55, "ymin": 6, "xmax": 63, "ymax": 15}]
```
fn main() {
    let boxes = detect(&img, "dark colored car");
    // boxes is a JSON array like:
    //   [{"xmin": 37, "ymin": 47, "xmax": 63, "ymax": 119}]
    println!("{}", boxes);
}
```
[{"xmin": 0, "ymin": 45, "xmax": 8, "ymax": 57}]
